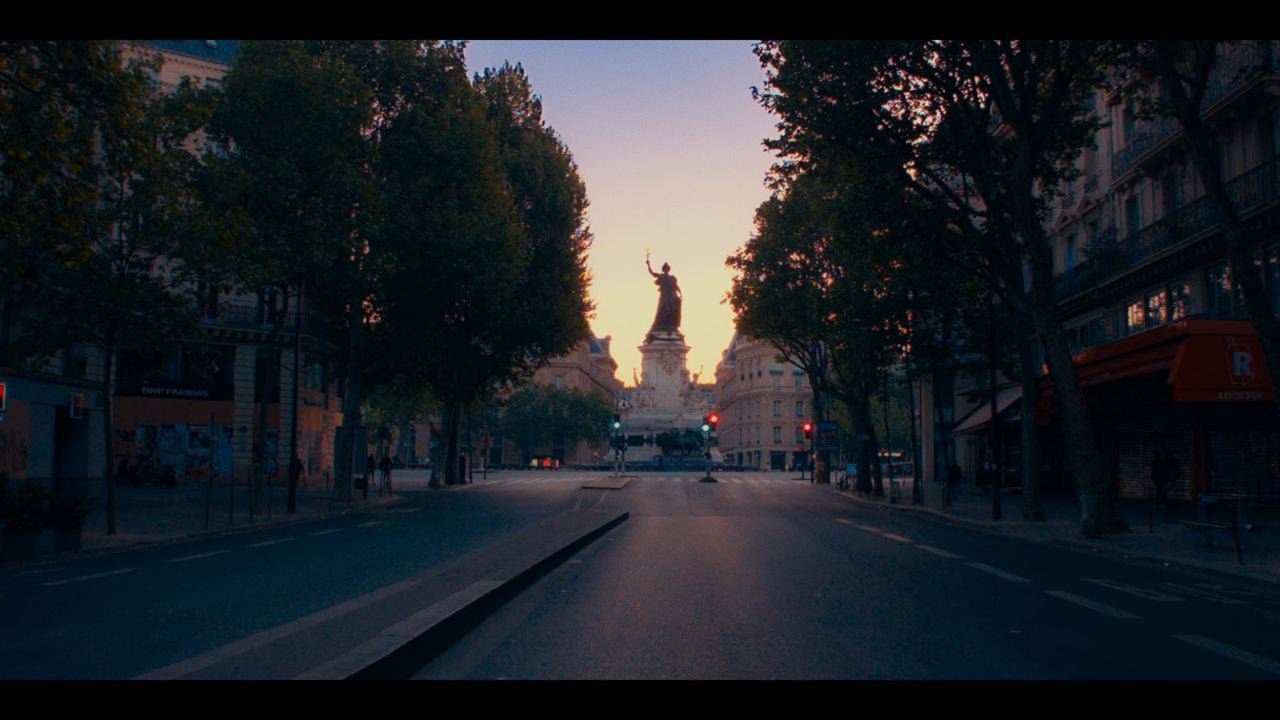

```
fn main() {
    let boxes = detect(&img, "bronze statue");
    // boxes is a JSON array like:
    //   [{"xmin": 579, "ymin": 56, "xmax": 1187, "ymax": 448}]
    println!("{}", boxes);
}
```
[{"xmin": 646, "ymin": 253, "xmax": 681, "ymax": 336}]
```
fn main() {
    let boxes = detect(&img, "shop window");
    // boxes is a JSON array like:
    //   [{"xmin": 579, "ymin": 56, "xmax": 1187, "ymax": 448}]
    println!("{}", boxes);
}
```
[
  {"xmin": 1145, "ymin": 289, "xmax": 1168, "ymax": 328},
  {"xmin": 1124, "ymin": 299, "xmax": 1145, "ymax": 335}
]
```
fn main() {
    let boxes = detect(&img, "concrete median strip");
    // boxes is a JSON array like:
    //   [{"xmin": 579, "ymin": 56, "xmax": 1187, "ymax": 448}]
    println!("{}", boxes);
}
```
[
  {"xmin": 293, "ymin": 508, "xmax": 628, "ymax": 680},
  {"xmin": 134, "ymin": 508, "xmax": 628, "ymax": 681}
]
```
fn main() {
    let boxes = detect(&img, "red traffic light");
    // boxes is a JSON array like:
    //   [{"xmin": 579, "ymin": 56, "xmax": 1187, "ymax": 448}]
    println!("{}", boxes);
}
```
[
  {"xmin": 0, "ymin": 382, "xmax": 6, "ymax": 412},
  {"xmin": 802, "ymin": 421, "xmax": 813, "ymax": 438},
  {"xmin": 708, "ymin": 412, "xmax": 719, "ymax": 427}
]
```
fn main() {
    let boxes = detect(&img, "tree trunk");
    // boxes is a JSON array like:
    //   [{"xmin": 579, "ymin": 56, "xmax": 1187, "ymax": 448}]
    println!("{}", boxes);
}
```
[
  {"xmin": 443, "ymin": 400, "xmax": 463, "ymax": 485},
  {"xmin": 1023, "ymin": 226, "xmax": 1114, "ymax": 536},
  {"xmin": 101, "ymin": 337, "xmax": 116, "ymax": 536},
  {"xmin": 334, "ymin": 298, "xmax": 365, "ymax": 500},
  {"xmin": 809, "ymin": 375, "xmax": 825, "ymax": 483},
  {"xmin": 1017, "ymin": 327, "xmax": 1046, "ymax": 521},
  {"xmin": 254, "ymin": 291, "xmax": 290, "ymax": 508}
]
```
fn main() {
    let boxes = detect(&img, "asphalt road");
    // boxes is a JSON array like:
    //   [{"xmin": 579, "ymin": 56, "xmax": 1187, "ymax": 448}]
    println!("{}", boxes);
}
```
[
  {"xmin": 4, "ymin": 469, "xmax": 1279, "ymax": 680},
  {"xmin": 0, "ymin": 470, "xmax": 592, "ymax": 679},
  {"xmin": 412, "ymin": 472, "xmax": 1280, "ymax": 680}
]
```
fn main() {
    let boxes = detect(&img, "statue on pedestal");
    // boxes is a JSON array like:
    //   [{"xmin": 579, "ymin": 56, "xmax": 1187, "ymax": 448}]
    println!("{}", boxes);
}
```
[{"xmin": 646, "ymin": 251, "xmax": 681, "ymax": 339}]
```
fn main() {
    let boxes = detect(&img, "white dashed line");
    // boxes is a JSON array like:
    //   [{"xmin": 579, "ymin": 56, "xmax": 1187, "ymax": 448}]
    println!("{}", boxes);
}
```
[
  {"xmin": 835, "ymin": 518, "xmax": 853, "ymax": 525},
  {"xmin": 1045, "ymin": 590, "xmax": 1142, "ymax": 619},
  {"xmin": 245, "ymin": 538, "xmax": 296, "ymax": 548},
  {"xmin": 356, "ymin": 521, "xmax": 385, "ymax": 528},
  {"xmin": 967, "ymin": 563, "xmax": 1031, "ymax": 583},
  {"xmin": 165, "ymin": 550, "xmax": 230, "ymax": 564},
  {"xmin": 45, "ymin": 568, "xmax": 136, "ymax": 586},
  {"xmin": 1174, "ymin": 635, "xmax": 1280, "ymax": 676},
  {"xmin": 881, "ymin": 533, "xmax": 913, "ymax": 543},
  {"xmin": 854, "ymin": 524, "xmax": 883, "ymax": 533},
  {"xmin": 916, "ymin": 545, "xmax": 961, "ymax": 559},
  {"xmin": 308, "ymin": 529, "xmax": 343, "ymax": 536},
  {"xmin": 1158, "ymin": 582, "xmax": 1248, "ymax": 605},
  {"xmin": 1082, "ymin": 578, "xmax": 1183, "ymax": 602}
]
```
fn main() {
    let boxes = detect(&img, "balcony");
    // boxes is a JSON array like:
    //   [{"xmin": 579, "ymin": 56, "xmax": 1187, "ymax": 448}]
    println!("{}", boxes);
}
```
[
  {"xmin": 1055, "ymin": 157, "xmax": 1280, "ymax": 301},
  {"xmin": 1110, "ymin": 41, "xmax": 1275, "ymax": 181},
  {"xmin": 200, "ymin": 300, "xmax": 333, "ymax": 340}
]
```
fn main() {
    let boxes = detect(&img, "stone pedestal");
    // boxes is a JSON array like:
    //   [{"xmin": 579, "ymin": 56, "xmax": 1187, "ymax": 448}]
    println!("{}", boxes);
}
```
[{"xmin": 638, "ymin": 332, "xmax": 689, "ymax": 416}]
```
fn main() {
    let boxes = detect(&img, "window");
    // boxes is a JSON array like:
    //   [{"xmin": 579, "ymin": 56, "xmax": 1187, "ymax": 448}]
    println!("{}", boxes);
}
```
[
  {"xmin": 1125, "ymin": 194, "xmax": 1142, "ymax": 236},
  {"xmin": 796, "ymin": 427, "xmax": 804, "ymax": 444},
  {"xmin": 1125, "ymin": 299, "xmax": 1145, "ymax": 335},
  {"xmin": 1145, "ymin": 289, "xmax": 1168, "ymax": 328},
  {"xmin": 303, "ymin": 356, "xmax": 325, "ymax": 392},
  {"xmin": 1064, "ymin": 234, "xmax": 1077, "ymax": 271},
  {"xmin": 772, "ymin": 400, "xmax": 781, "ymax": 417},
  {"xmin": 1088, "ymin": 318, "xmax": 1106, "ymax": 348},
  {"xmin": 1065, "ymin": 327, "xmax": 1081, "ymax": 353},
  {"xmin": 1267, "ymin": 246, "xmax": 1280, "ymax": 313},
  {"xmin": 257, "ymin": 287, "xmax": 281, "ymax": 326},
  {"xmin": 1205, "ymin": 264, "xmax": 1234, "ymax": 318},
  {"xmin": 255, "ymin": 348, "xmax": 281, "ymax": 402},
  {"xmin": 1169, "ymin": 281, "xmax": 1192, "ymax": 321},
  {"xmin": 773, "ymin": 426, "xmax": 782, "ymax": 444},
  {"xmin": 796, "ymin": 400, "xmax": 804, "ymax": 418}
]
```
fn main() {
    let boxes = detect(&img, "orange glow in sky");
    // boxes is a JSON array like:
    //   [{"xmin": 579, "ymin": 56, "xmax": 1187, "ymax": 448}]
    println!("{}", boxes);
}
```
[{"xmin": 464, "ymin": 41, "xmax": 777, "ymax": 386}]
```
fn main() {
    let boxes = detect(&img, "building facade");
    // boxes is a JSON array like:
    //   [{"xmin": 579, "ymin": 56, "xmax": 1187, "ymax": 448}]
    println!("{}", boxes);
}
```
[
  {"xmin": 715, "ymin": 332, "xmax": 814, "ymax": 470},
  {"xmin": 921, "ymin": 41, "xmax": 1280, "ymax": 505}
]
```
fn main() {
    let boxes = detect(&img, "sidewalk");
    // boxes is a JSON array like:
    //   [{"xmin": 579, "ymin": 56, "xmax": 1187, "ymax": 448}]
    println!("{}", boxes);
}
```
[
  {"xmin": 838, "ymin": 477, "xmax": 1280, "ymax": 586},
  {"xmin": 67, "ymin": 478, "xmax": 401, "ymax": 558}
]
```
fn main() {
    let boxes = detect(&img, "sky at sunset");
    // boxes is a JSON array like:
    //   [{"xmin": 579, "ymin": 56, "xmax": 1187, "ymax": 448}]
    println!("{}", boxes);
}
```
[{"xmin": 463, "ymin": 40, "xmax": 778, "ymax": 387}]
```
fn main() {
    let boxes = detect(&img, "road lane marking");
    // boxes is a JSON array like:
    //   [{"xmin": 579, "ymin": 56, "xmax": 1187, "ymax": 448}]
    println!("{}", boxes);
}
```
[
  {"xmin": 136, "ymin": 578, "xmax": 422, "ymax": 680},
  {"xmin": 356, "ymin": 521, "xmax": 386, "ymax": 528},
  {"xmin": 854, "ymin": 524, "xmax": 883, "ymax": 533},
  {"xmin": 1045, "ymin": 590, "xmax": 1142, "ymax": 619},
  {"xmin": 916, "ymin": 545, "xmax": 961, "ymax": 559},
  {"xmin": 881, "ymin": 533, "xmax": 913, "ymax": 543},
  {"xmin": 1174, "ymin": 635, "xmax": 1280, "ymax": 676},
  {"xmin": 45, "ymin": 568, "xmax": 136, "ymax": 586},
  {"xmin": 308, "ymin": 529, "xmax": 343, "ymax": 536},
  {"xmin": 730, "ymin": 478, "xmax": 743, "ymax": 484},
  {"xmin": 1082, "ymin": 578, "xmax": 1183, "ymax": 602},
  {"xmin": 835, "ymin": 518, "xmax": 853, "ymax": 525},
  {"xmin": 16, "ymin": 568, "xmax": 64, "ymax": 576},
  {"xmin": 967, "ymin": 563, "xmax": 1031, "ymax": 583},
  {"xmin": 165, "ymin": 550, "xmax": 231, "ymax": 564},
  {"xmin": 245, "ymin": 538, "xmax": 296, "ymax": 548},
  {"xmin": 1158, "ymin": 582, "xmax": 1248, "ymax": 605}
]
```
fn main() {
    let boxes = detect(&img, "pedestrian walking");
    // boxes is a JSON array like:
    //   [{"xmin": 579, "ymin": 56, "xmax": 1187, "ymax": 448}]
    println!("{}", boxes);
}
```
[
  {"xmin": 380, "ymin": 455, "xmax": 392, "ymax": 492},
  {"xmin": 363, "ymin": 454, "xmax": 375, "ymax": 491}
]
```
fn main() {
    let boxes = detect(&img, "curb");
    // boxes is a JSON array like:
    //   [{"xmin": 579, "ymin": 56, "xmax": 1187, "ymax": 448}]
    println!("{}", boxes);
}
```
[
  {"xmin": 295, "ymin": 509, "xmax": 629, "ymax": 680},
  {"xmin": 836, "ymin": 489, "xmax": 1280, "ymax": 589},
  {"xmin": 6, "ymin": 494, "xmax": 404, "ymax": 570}
]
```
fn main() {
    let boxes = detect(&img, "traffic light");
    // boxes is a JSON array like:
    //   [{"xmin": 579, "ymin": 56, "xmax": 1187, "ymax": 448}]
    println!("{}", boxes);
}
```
[
  {"xmin": 707, "ymin": 412, "xmax": 719, "ymax": 429},
  {"xmin": 0, "ymin": 382, "xmax": 6, "ymax": 412},
  {"xmin": 612, "ymin": 414, "xmax": 622, "ymax": 431},
  {"xmin": 802, "ymin": 421, "xmax": 813, "ymax": 439},
  {"xmin": 700, "ymin": 419, "xmax": 710, "ymax": 433}
]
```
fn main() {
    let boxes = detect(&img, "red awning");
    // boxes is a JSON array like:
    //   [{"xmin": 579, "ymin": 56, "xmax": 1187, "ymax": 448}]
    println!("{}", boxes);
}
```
[
  {"xmin": 1037, "ymin": 319, "xmax": 1274, "ymax": 417},
  {"xmin": 1168, "ymin": 321, "xmax": 1274, "ymax": 402}
]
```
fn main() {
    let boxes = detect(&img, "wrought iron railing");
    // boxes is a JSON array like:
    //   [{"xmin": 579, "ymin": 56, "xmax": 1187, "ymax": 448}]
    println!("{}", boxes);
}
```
[
  {"xmin": 1110, "ymin": 41, "xmax": 1274, "ymax": 180},
  {"xmin": 1055, "ymin": 157, "xmax": 1280, "ymax": 301}
]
